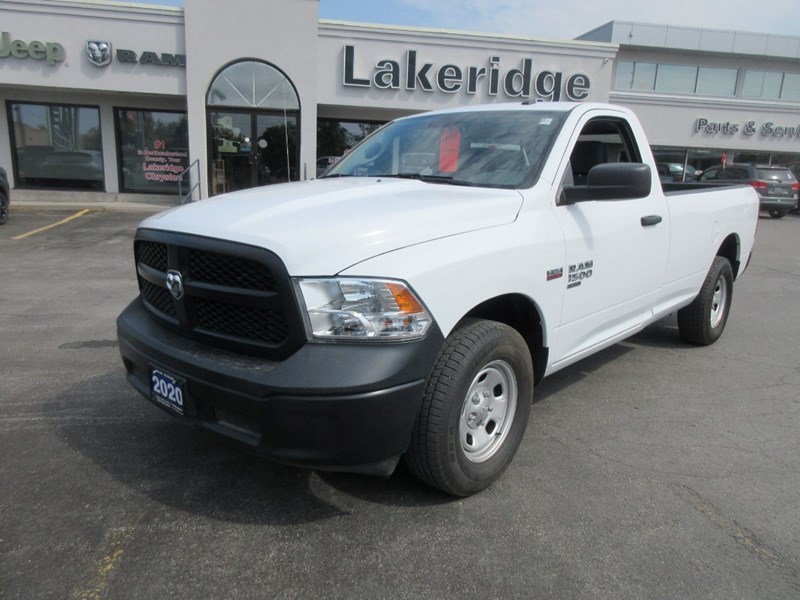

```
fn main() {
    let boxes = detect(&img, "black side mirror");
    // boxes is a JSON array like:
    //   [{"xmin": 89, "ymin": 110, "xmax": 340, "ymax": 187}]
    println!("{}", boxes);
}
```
[{"xmin": 562, "ymin": 163, "xmax": 652, "ymax": 204}]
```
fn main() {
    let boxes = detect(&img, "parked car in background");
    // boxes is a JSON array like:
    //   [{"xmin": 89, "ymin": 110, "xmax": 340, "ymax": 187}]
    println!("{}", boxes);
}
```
[
  {"xmin": 0, "ymin": 166, "xmax": 9, "ymax": 225},
  {"xmin": 785, "ymin": 162, "xmax": 800, "ymax": 213},
  {"xmin": 699, "ymin": 163, "xmax": 799, "ymax": 218}
]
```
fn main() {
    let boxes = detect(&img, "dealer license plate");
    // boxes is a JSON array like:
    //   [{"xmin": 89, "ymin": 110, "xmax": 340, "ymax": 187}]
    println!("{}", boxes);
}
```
[{"xmin": 150, "ymin": 368, "xmax": 185, "ymax": 415}]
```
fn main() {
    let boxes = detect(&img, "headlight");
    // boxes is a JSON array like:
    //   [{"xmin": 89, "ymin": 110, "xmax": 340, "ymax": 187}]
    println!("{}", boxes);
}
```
[{"xmin": 295, "ymin": 278, "xmax": 433, "ymax": 340}]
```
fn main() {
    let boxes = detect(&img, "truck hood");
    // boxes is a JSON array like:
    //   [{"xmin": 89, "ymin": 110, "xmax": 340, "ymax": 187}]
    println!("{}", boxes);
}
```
[{"xmin": 141, "ymin": 178, "xmax": 523, "ymax": 275}]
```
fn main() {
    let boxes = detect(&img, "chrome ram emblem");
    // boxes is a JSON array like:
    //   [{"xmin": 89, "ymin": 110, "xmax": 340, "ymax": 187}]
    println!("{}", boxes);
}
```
[{"xmin": 165, "ymin": 270, "xmax": 184, "ymax": 301}]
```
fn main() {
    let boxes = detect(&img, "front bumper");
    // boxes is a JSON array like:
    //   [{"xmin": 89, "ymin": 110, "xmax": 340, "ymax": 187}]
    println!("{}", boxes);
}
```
[{"xmin": 117, "ymin": 298, "xmax": 444, "ymax": 476}]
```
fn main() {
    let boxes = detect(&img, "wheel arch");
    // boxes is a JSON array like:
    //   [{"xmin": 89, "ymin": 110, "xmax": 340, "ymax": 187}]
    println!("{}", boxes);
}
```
[
  {"xmin": 462, "ymin": 293, "xmax": 548, "ymax": 386},
  {"xmin": 716, "ymin": 233, "xmax": 741, "ymax": 279}
]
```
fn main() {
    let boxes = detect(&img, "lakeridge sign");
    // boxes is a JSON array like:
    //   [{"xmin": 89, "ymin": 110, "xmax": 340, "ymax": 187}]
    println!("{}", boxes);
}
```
[{"xmin": 342, "ymin": 45, "xmax": 591, "ymax": 101}]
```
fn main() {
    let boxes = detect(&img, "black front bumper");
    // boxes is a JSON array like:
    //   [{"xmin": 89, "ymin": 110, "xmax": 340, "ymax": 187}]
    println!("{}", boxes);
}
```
[{"xmin": 117, "ymin": 298, "xmax": 444, "ymax": 476}]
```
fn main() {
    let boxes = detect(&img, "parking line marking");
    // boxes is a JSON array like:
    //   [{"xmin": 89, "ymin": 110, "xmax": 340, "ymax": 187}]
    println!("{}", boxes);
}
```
[
  {"xmin": 12, "ymin": 208, "xmax": 91, "ymax": 240},
  {"xmin": 76, "ymin": 527, "xmax": 133, "ymax": 600}
]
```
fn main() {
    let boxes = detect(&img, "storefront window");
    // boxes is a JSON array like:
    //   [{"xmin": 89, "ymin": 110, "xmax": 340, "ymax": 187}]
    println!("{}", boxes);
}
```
[
  {"xmin": 615, "ymin": 61, "xmax": 656, "ymax": 91},
  {"xmin": 686, "ymin": 148, "xmax": 727, "ymax": 174},
  {"xmin": 742, "ymin": 70, "xmax": 783, "ymax": 98},
  {"xmin": 618, "ymin": 63, "xmax": 736, "ymax": 97},
  {"xmin": 655, "ymin": 64, "xmax": 698, "ymax": 94},
  {"xmin": 651, "ymin": 147, "xmax": 695, "ymax": 181},
  {"xmin": 733, "ymin": 151, "xmax": 771, "ymax": 164},
  {"xmin": 771, "ymin": 152, "xmax": 800, "ymax": 167},
  {"xmin": 781, "ymin": 73, "xmax": 800, "ymax": 101},
  {"xmin": 696, "ymin": 67, "xmax": 737, "ymax": 96},
  {"xmin": 116, "ymin": 109, "xmax": 189, "ymax": 194},
  {"xmin": 8, "ymin": 102, "xmax": 103, "ymax": 190}
]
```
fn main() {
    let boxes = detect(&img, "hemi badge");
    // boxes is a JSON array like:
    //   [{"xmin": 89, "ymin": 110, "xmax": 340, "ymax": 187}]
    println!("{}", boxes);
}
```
[{"xmin": 547, "ymin": 268, "xmax": 563, "ymax": 281}]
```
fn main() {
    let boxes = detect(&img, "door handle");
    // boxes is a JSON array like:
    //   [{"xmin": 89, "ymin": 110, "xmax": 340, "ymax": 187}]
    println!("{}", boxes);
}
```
[{"xmin": 641, "ymin": 215, "xmax": 663, "ymax": 227}]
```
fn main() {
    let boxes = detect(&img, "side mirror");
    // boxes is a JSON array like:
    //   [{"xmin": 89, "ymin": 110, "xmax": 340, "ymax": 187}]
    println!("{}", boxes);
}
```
[{"xmin": 562, "ymin": 163, "xmax": 652, "ymax": 204}]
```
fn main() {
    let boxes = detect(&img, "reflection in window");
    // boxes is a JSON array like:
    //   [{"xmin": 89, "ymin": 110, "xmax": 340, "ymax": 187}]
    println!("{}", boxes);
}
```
[
  {"xmin": 207, "ymin": 61, "xmax": 299, "ymax": 109},
  {"xmin": 9, "ymin": 102, "xmax": 104, "ymax": 190},
  {"xmin": 654, "ymin": 145, "xmax": 800, "ymax": 173},
  {"xmin": 696, "ymin": 67, "xmax": 737, "ymax": 96},
  {"xmin": 617, "ymin": 62, "xmax": 737, "ymax": 97},
  {"xmin": 324, "ymin": 110, "xmax": 566, "ymax": 189},
  {"xmin": 687, "ymin": 147, "xmax": 727, "ymax": 173},
  {"xmin": 771, "ymin": 152, "xmax": 800, "ymax": 166},
  {"xmin": 655, "ymin": 64, "xmax": 698, "ymax": 94},
  {"xmin": 742, "ymin": 70, "xmax": 783, "ymax": 98},
  {"xmin": 116, "ymin": 109, "xmax": 189, "ymax": 194},
  {"xmin": 733, "ymin": 151, "xmax": 771, "ymax": 164},
  {"xmin": 615, "ymin": 61, "xmax": 656, "ymax": 91},
  {"xmin": 316, "ymin": 118, "xmax": 384, "ymax": 172},
  {"xmin": 652, "ymin": 147, "xmax": 695, "ymax": 182},
  {"xmin": 781, "ymin": 73, "xmax": 800, "ymax": 101}
]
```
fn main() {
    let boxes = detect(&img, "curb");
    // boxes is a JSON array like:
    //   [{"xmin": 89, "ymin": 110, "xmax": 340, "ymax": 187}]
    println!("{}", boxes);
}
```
[{"xmin": 12, "ymin": 201, "xmax": 176, "ymax": 214}]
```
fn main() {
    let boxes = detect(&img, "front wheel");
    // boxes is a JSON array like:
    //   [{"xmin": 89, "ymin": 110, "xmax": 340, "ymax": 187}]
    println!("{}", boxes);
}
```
[
  {"xmin": 677, "ymin": 256, "xmax": 733, "ymax": 346},
  {"xmin": 768, "ymin": 209, "xmax": 788, "ymax": 219},
  {"xmin": 405, "ymin": 319, "xmax": 533, "ymax": 496}
]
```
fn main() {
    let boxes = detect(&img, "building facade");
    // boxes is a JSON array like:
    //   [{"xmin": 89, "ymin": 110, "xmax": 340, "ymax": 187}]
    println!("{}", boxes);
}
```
[{"xmin": 1, "ymin": 0, "xmax": 799, "ymax": 203}]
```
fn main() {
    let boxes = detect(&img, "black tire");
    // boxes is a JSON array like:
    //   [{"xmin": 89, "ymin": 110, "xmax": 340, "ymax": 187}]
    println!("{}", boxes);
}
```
[
  {"xmin": 405, "ymin": 319, "xmax": 533, "ymax": 496},
  {"xmin": 0, "ymin": 193, "xmax": 8, "ymax": 225},
  {"xmin": 677, "ymin": 256, "xmax": 733, "ymax": 346},
  {"xmin": 768, "ymin": 209, "xmax": 788, "ymax": 219}
]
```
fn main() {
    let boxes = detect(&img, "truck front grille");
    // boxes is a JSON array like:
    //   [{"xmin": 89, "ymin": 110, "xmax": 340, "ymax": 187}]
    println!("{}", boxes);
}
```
[
  {"xmin": 140, "ymin": 278, "xmax": 178, "ymax": 319},
  {"xmin": 133, "ymin": 231, "xmax": 306, "ymax": 360}
]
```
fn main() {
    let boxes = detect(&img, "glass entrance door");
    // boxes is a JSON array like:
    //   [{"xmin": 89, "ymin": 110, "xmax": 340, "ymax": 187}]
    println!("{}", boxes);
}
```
[
  {"xmin": 256, "ymin": 114, "xmax": 298, "ymax": 186},
  {"xmin": 209, "ymin": 110, "xmax": 297, "ymax": 195}
]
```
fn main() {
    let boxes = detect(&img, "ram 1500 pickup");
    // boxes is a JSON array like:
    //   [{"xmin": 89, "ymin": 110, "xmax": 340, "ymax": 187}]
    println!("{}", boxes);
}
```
[{"xmin": 117, "ymin": 102, "xmax": 759, "ymax": 496}]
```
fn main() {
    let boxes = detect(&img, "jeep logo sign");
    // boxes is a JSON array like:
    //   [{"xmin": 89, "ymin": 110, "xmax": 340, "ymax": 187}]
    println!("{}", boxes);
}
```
[
  {"xmin": 0, "ymin": 31, "xmax": 65, "ymax": 66},
  {"xmin": 342, "ymin": 45, "xmax": 591, "ymax": 101}
]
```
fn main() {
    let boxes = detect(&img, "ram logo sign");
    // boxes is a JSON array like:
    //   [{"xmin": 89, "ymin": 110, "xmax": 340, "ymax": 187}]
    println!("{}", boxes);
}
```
[{"xmin": 86, "ymin": 41, "xmax": 112, "ymax": 67}]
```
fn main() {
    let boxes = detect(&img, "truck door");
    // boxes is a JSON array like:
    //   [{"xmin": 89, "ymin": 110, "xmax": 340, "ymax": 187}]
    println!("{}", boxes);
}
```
[{"xmin": 551, "ymin": 116, "xmax": 669, "ymax": 367}]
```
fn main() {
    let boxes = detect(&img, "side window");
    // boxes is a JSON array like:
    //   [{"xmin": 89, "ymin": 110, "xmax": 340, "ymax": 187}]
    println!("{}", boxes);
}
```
[
  {"xmin": 567, "ymin": 118, "xmax": 642, "ymax": 186},
  {"xmin": 700, "ymin": 167, "xmax": 720, "ymax": 181}
]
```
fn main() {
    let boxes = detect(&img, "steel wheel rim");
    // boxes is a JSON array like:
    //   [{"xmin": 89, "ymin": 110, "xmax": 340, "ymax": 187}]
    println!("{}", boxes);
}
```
[
  {"xmin": 710, "ymin": 274, "xmax": 728, "ymax": 329},
  {"xmin": 460, "ymin": 359, "xmax": 518, "ymax": 463}
]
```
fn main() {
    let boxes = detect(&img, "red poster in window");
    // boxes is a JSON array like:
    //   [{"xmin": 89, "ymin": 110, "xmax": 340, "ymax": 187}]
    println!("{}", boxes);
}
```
[{"xmin": 439, "ymin": 127, "xmax": 460, "ymax": 173}]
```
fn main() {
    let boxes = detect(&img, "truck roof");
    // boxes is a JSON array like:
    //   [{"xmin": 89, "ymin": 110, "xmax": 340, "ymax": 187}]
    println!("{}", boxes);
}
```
[{"xmin": 394, "ymin": 101, "xmax": 631, "ymax": 120}]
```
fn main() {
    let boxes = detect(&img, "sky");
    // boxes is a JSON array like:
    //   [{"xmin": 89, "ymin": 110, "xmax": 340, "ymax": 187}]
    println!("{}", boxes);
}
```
[{"xmin": 133, "ymin": 0, "xmax": 799, "ymax": 41}]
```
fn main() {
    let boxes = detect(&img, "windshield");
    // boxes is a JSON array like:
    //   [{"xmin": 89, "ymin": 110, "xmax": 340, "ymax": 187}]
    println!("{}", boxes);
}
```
[{"xmin": 323, "ymin": 110, "xmax": 566, "ymax": 189}]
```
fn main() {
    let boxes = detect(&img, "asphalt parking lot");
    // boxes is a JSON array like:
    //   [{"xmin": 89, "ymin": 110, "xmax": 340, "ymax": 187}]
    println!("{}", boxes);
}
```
[{"xmin": 1, "ymin": 207, "xmax": 799, "ymax": 599}]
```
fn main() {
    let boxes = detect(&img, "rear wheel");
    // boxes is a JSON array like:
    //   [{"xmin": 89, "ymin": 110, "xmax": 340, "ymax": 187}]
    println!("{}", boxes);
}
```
[
  {"xmin": 768, "ymin": 209, "xmax": 788, "ymax": 219},
  {"xmin": 677, "ymin": 256, "xmax": 733, "ymax": 346},
  {"xmin": 405, "ymin": 319, "xmax": 533, "ymax": 496}
]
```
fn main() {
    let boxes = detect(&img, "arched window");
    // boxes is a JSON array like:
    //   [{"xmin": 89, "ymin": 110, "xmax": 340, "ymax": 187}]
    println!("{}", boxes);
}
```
[{"xmin": 207, "ymin": 61, "xmax": 299, "ymax": 110}]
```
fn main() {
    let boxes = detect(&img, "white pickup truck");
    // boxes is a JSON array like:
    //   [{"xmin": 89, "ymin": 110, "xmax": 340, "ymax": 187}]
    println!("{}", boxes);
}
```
[{"xmin": 117, "ymin": 102, "xmax": 758, "ymax": 496}]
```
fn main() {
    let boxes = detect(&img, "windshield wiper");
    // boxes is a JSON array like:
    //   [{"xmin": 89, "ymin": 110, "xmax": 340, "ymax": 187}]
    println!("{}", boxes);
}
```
[
  {"xmin": 373, "ymin": 173, "xmax": 475, "ymax": 187},
  {"xmin": 319, "ymin": 173, "xmax": 354, "ymax": 178}
]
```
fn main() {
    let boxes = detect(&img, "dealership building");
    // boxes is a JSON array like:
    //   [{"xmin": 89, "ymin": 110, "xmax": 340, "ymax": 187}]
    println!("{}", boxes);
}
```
[{"xmin": 1, "ymin": 0, "xmax": 799, "ymax": 203}]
